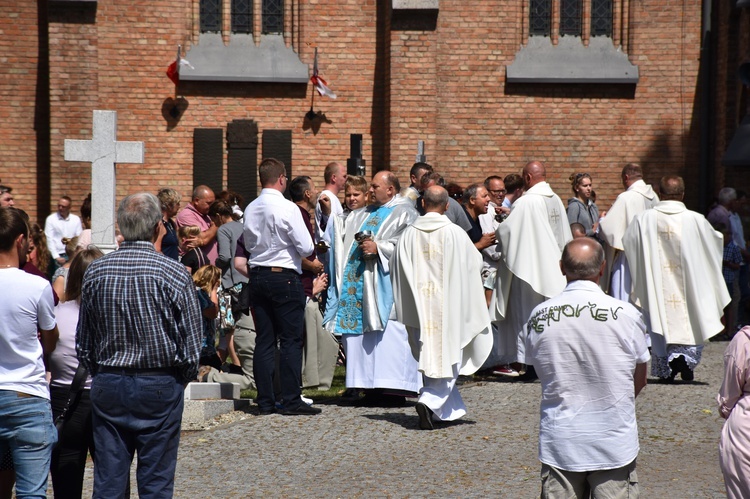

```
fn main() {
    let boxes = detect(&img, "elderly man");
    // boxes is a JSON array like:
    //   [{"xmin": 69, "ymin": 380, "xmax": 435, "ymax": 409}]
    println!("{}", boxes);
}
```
[
  {"xmin": 489, "ymin": 161, "xmax": 572, "ymax": 378},
  {"xmin": 598, "ymin": 163, "xmax": 659, "ymax": 297},
  {"xmin": 328, "ymin": 170, "xmax": 421, "ymax": 406},
  {"xmin": 419, "ymin": 172, "xmax": 473, "ymax": 232},
  {"xmin": 289, "ymin": 176, "xmax": 338, "ymax": 391},
  {"xmin": 243, "ymin": 159, "xmax": 319, "ymax": 415},
  {"xmin": 176, "ymin": 185, "xmax": 218, "ymax": 264},
  {"xmin": 315, "ymin": 161, "xmax": 347, "ymax": 241},
  {"xmin": 76, "ymin": 193, "xmax": 202, "ymax": 497},
  {"xmin": 624, "ymin": 176, "xmax": 730, "ymax": 382},
  {"xmin": 526, "ymin": 238, "xmax": 649, "ymax": 498},
  {"xmin": 392, "ymin": 186, "xmax": 492, "ymax": 430},
  {"xmin": 479, "ymin": 176, "xmax": 507, "ymax": 304},
  {"xmin": 45, "ymin": 195, "xmax": 83, "ymax": 265},
  {"xmin": 0, "ymin": 207, "xmax": 58, "ymax": 498}
]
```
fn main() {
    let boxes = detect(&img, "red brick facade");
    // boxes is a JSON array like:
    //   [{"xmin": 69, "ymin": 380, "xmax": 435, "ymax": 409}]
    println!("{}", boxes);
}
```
[{"xmin": 1, "ymin": 0, "xmax": 748, "ymax": 224}]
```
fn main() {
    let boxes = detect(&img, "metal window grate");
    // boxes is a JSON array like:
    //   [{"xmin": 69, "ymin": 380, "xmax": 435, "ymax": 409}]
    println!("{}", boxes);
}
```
[
  {"xmin": 591, "ymin": 0, "xmax": 613, "ymax": 37},
  {"xmin": 529, "ymin": 0, "xmax": 551, "ymax": 37},
  {"xmin": 560, "ymin": 0, "xmax": 582, "ymax": 36},
  {"xmin": 200, "ymin": 0, "xmax": 221, "ymax": 33},
  {"xmin": 232, "ymin": 0, "xmax": 253, "ymax": 34},
  {"xmin": 262, "ymin": 0, "xmax": 284, "ymax": 34}
]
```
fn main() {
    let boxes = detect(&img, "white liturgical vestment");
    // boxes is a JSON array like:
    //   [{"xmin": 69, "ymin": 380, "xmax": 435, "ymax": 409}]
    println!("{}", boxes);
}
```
[
  {"xmin": 392, "ymin": 213, "xmax": 493, "ymax": 379},
  {"xmin": 623, "ymin": 200, "xmax": 730, "ymax": 346},
  {"xmin": 488, "ymin": 181, "xmax": 572, "ymax": 365}
]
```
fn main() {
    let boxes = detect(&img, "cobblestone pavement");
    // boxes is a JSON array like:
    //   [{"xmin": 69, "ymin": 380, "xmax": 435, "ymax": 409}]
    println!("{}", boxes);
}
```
[{"xmin": 81, "ymin": 341, "xmax": 730, "ymax": 497}]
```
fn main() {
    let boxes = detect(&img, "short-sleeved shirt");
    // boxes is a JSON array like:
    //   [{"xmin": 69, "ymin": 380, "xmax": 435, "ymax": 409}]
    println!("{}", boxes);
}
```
[
  {"xmin": 0, "ymin": 268, "xmax": 57, "ymax": 399},
  {"xmin": 526, "ymin": 280, "xmax": 650, "ymax": 472},
  {"xmin": 176, "ymin": 203, "xmax": 218, "ymax": 264}
]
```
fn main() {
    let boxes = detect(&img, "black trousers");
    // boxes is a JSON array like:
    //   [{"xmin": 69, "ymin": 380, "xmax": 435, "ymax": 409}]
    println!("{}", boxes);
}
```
[{"xmin": 50, "ymin": 385, "xmax": 94, "ymax": 499}]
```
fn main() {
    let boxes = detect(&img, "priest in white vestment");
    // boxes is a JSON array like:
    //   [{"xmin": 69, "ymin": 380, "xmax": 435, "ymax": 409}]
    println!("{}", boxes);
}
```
[
  {"xmin": 623, "ymin": 176, "xmax": 730, "ymax": 381},
  {"xmin": 488, "ymin": 161, "xmax": 573, "ymax": 376},
  {"xmin": 392, "ymin": 186, "xmax": 493, "ymax": 430},
  {"xmin": 326, "ymin": 171, "xmax": 421, "ymax": 406},
  {"xmin": 598, "ymin": 163, "xmax": 659, "ymax": 298}
]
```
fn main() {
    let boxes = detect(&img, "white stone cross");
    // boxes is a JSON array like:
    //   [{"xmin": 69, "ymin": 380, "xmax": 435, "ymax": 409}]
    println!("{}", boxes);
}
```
[{"xmin": 64, "ymin": 111, "xmax": 144, "ymax": 253}]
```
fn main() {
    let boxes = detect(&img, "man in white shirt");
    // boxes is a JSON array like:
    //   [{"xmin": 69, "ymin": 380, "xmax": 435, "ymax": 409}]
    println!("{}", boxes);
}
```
[
  {"xmin": 0, "ymin": 207, "xmax": 59, "ymax": 497},
  {"xmin": 45, "ymin": 195, "xmax": 82, "ymax": 265},
  {"xmin": 526, "ymin": 237, "xmax": 649, "ymax": 498},
  {"xmin": 243, "ymin": 158, "xmax": 319, "ymax": 416},
  {"xmin": 315, "ymin": 161, "xmax": 347, "ymax": 242}
]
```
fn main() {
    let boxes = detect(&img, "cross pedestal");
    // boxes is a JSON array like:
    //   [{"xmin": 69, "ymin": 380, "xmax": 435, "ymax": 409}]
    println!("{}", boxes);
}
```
[{"xmin": 64, "ymin": 111, "xmax": 144, "ymax": 253}]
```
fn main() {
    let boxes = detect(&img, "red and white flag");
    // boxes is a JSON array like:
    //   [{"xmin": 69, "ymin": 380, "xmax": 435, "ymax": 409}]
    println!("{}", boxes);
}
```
[
  {"xmin": 311, "ymin": 48, "xmax": 336, "ymax": 99},
  {"xmin": 166, "ymin": 46, "xmax": 194, "ymax": 85}
]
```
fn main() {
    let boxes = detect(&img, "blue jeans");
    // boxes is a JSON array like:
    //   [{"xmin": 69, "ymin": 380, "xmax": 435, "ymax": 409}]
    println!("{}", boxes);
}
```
[
  {"xmin": 0, "ymin": 390, "xmax": 56, "ymax": 498},
  {"xmin": 90, "ymin": 373, "xmax": 184, "ymax": 499},
  {"xmin": 249, "ymin": 267, "xmax": 306, "ymax": 411}
]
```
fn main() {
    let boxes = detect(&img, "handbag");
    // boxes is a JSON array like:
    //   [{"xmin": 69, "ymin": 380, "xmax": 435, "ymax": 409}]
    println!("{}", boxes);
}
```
[{"xmin": 54, "ymin": 364, "xmax": 88, "ymax": 447}]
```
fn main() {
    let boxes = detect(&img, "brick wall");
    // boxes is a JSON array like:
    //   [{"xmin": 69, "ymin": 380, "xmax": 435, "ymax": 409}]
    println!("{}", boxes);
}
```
[
  {"xmin": 0, "ymin": 1, "xmax": 41, "ymax": 221},
  {"xmin": 0, "ymin": 0, "xmax": 736, "ymax": 221}
]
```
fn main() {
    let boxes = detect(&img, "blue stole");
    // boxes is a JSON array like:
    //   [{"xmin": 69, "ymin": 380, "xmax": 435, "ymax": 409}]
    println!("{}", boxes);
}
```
[{"xmin": 335, "ymin": 205, "xmax": 395, "ymax": 335}]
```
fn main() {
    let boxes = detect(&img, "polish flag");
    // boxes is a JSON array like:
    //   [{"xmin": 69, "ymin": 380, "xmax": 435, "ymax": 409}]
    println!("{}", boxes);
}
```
[
  {"xmin": 311, "ymin": 48, "xmax": 336, "ymax": 99},
  {"xmin": 166, "ymin": 57, "xmax": 194, "ymax": 85}
]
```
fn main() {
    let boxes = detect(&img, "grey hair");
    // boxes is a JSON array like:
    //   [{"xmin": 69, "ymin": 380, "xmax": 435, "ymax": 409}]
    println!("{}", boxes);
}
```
[
  {"xmin": 117, "ymin": 193, "xmax": 162, "ymax": 241},
  {"xmin": 561, "ymin": 238, "xmax": 605, "ymax": 281},
  {"xmin": 462, "ymin": 183, "xmax": 483, "ymax": 205},
  {"xmin": 423, "ymin": 186, "xmax": 449, "ymax": 210},
  {"xmin": 718, "ymin": 187, "xmax": 737, "ymax": 205}
]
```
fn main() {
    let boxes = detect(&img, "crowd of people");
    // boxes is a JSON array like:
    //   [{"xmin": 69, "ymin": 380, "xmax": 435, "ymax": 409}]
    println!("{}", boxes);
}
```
[{"xmin": 0, "ymin": 157, "xmax": 747, "ymax": 497}]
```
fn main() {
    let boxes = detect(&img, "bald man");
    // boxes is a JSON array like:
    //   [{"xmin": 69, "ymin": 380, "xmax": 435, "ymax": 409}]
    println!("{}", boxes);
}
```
[
  {"xmin": 392, "ymin": 186, "xmax": 492, "ymax": 429},
  {"xmin": 488, "ymin": 161, "xmax": 572, "ymax": 378},
  {"xmin": 176, "ymin": 185, "xmax": 218, "ymax": 264},
  {"xmin": 326, "ymin": 170, "xmax": 421, "ymax": 406},
  {"xmin": 526, "ymin": 238, "xmax": 648, "ymax": 497},
  {"xmin": 624, "ymin": 176, "xmax": 730, "ymax": 382}
]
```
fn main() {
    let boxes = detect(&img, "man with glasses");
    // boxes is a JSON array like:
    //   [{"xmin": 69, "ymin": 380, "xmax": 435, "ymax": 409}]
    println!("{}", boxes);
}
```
[{"xmin": 44, "ymin": 196, "xmax": 82, "ymax": 265}]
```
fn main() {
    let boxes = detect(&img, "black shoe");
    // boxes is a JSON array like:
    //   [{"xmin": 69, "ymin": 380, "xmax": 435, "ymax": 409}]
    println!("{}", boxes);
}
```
[
  {"xmin": 669, "ymin": 355, "xmax": 693, "ymax": 381},
  {"xmin": 415, "ymin": 402, "xmax": 434, "ymax": 430},
  {"xmin": 517, "ymin": 365, "xmax": 538, "ymax": 382},
  {"xmin": 353, "ymin": 393, "xmax": 406, "ymax": 408},
  {"xmin": 258, "ymin": 407, "xmax": 276, "ymax": 415},
  {"xmin": 278, "ymin": 404, "xmax": 322, "ymax": 416}
]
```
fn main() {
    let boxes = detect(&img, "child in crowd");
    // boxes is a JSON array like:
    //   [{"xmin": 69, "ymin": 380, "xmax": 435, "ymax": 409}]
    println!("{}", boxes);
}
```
[
  {"xmin": 193, "ymin": 264, "xmax": 222, "ymax": 369},
  {"xmin": 178, "ymin": 225, "xmax": 207, "ymax": 275}
]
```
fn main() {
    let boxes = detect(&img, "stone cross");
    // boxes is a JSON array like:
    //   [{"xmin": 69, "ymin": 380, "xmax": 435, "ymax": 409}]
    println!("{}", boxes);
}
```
[
  {"xmin": 415, "ymin": 140, "xmax": 427, "ymax": 163},
  {"xmin": 64, "ymin": 111, "xmax": 144, "ymax": 253}
]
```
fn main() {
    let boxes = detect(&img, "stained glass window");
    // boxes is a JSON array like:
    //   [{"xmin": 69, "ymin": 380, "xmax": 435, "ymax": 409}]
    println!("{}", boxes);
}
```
[
  {"xmin": 591, "ymin": 0, "xmax": 613, "ymax": 37},
  {"xmin": 560, "ymin": 0, "xmax": 582, "ymax": 37},
  {"xmin": 200, "ymin": 0, "xmax": 221, "ymax": 33},
  {"xmin": 262, "ymin": 0, "xmax": 284, "ymax": 34},
  {"xmin": 529, "ymin": 0, "xmax": 551, "ymax": 37},
  {"xmin": 232, "ymin": 0, "xmax": 253, "ymax": 34}
]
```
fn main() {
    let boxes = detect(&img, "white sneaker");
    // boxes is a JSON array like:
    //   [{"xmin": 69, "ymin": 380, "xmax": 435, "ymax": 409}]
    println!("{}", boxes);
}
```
[{"xmin": 301, "ymin": 395, "xmax": 314, "ymax": 406}]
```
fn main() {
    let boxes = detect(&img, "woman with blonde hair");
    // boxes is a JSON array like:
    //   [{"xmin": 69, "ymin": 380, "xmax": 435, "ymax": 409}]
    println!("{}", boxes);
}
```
[{"xmin": 193, "ymin": 264, "xmax": 222, "ymax": 369}]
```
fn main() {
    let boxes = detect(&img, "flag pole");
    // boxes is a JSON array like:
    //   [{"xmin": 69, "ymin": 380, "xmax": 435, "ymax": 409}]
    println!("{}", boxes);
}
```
[
  {"xmin": 306, "ymin": 47, "xmax": 318, "ymax": 120},
  {"xmin": 175, "ymin": 45, "xmax": 181, "ymax": 98}
]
